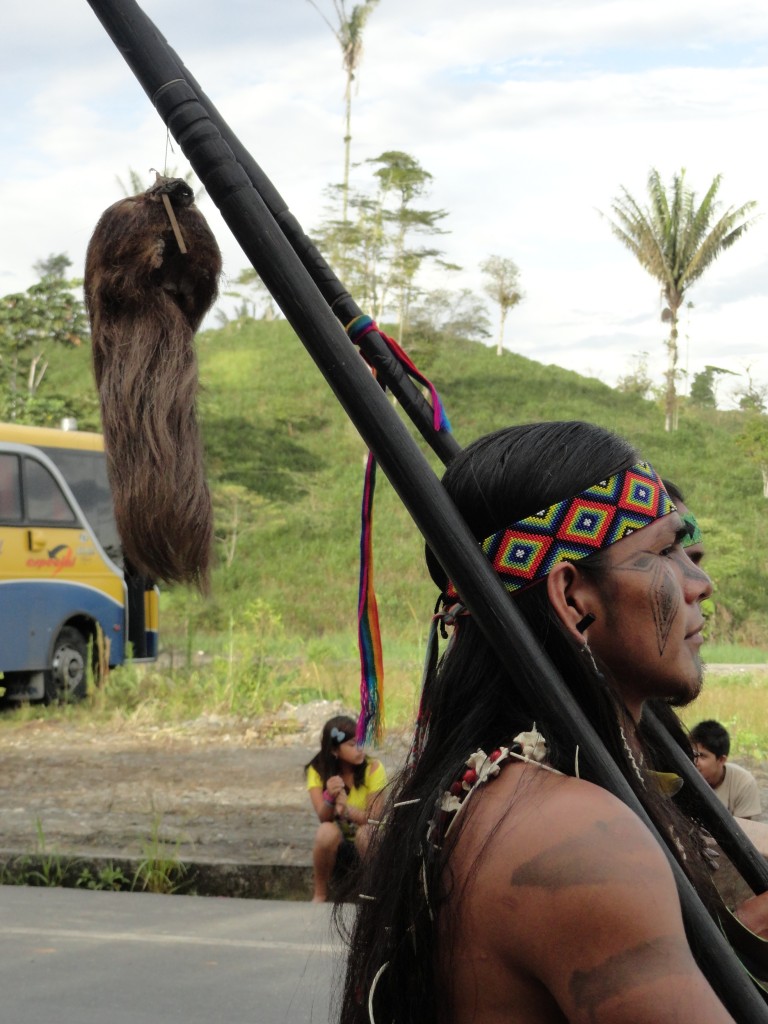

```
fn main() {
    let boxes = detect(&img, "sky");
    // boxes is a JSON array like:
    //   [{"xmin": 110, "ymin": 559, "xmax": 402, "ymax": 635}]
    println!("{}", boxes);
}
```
[{"xmin": 2, "ymin": 0, "xmax": 768, "ymax": 407}]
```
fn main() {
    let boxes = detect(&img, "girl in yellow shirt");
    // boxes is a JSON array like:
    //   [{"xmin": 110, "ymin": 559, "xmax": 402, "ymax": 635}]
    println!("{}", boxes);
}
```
[{"xmin": 305, "ymin": 715, "xmax": 387, "ymax": 902}]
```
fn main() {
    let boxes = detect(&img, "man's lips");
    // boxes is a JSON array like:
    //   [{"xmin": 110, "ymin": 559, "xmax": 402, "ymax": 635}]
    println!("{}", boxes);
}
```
[{"xmin": 685, "ymin": 622, "xmax": 705, "ymax": 640}]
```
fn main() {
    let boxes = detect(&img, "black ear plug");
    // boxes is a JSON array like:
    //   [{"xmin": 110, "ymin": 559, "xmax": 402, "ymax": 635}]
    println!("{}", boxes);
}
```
[{"xmin": 576, "ymin": 613, "xmax": 596, "ymax": 634}]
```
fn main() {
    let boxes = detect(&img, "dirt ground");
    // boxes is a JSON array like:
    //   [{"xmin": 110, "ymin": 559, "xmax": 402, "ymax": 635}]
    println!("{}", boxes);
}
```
[
  {"xmin": 0, "ymin": 700, "xmax": 409, "ymax": 869},
  {"xmin": 0, "ymin": 695, "xmax": 765, "ymax": 885}
]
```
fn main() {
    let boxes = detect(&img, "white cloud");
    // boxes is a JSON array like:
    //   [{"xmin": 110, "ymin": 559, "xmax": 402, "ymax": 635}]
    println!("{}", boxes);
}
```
[{"xmin": 1, "ymin": 0, "xmax": 767, "ymax": 406}]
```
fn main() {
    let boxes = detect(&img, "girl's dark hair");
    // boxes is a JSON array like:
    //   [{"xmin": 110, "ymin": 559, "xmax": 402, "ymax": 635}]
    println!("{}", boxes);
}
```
[
  {"xmin": 305, "ymin": 715, "xmax": 367, "ymax": 790},
  {"xmin": 337, "ymin": 421, "xmax": 716, "ymax": 1024}
]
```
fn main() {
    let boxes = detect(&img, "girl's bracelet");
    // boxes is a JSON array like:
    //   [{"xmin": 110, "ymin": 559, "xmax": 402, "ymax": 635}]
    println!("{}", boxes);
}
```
[{"xmin": 322, "ymin": 789, "xmax": 334, "ymax": 806}]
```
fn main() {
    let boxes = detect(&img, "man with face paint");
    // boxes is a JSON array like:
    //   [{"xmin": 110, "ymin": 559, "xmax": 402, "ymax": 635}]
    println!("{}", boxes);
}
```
[{"xmin": 340, "ymin": 422, "xmax": 760, "ymax": 1024}]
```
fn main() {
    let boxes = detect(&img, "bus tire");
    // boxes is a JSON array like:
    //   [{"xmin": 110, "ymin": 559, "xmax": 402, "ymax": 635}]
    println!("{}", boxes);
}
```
[{"xmin": 46, "ymin": 626, "xmax": 89, "ymax": 704}]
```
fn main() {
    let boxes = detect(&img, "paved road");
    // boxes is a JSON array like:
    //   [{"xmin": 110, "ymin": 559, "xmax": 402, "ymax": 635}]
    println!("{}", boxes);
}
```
[{"xmin": 0, "ymin": 886, "xmax": 343, "ymax": 1023}]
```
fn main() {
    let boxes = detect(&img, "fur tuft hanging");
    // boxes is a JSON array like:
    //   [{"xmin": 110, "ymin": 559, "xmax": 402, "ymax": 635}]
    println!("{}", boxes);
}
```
[{"xmin": 84, "ymin": 174, "xmax": 222, "ymax": 589}]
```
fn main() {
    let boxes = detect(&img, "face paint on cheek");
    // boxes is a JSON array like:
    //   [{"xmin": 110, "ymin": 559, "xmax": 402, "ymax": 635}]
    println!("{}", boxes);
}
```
[
  {"xmin": 675, "ymin": 552, "xmax": 710, "ymax": 587},
  {"xmin": 650, "ymin": 564, "xmax": 680, "ymax": 656}
]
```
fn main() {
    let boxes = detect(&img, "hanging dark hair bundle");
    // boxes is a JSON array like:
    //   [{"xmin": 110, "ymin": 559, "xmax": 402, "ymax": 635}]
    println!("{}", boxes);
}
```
[{"xmin": 84, "ymin": 174, "xmax": 222, "ymax": 589}]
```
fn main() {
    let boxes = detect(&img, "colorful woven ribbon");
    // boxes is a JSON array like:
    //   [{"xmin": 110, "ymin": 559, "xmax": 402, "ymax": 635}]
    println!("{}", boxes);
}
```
[
  {"xmin": 446, "ymin": 461, "xmax": 675, "ymax": 599},
  {"xmin": 346, "ymin": 315, "xmax": 451, "ymax": 433},
  {"xmin": 356, "ymin": 448, "xmax": 385, "ymax": 744},
  {"xmin": 346, "ymin": 315, "xmax": 452, "ymax": 744}
]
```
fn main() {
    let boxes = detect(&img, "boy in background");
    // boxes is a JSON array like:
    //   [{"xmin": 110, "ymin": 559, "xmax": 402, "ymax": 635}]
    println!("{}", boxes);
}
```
[{"xmin": 691, "ymin": 719, "xmax": 763, "ymax": 819}]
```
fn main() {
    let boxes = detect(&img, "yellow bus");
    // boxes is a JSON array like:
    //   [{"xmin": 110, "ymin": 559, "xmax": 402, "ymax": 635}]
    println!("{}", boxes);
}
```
[{"xmin": 0, "ymin": 421, "xmax": 158, "ymax": 702}]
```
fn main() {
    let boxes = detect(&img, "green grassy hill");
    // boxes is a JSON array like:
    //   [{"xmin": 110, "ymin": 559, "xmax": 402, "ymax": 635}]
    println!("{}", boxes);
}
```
[{"xmin": 39, "ymin": 319, "xmax": 768, "ymax": 711}]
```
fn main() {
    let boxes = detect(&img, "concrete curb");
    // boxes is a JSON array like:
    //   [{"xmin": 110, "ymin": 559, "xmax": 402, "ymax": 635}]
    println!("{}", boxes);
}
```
[{"xmin": 0, "ymin": 852, "xmax": 314, "ymax": 901}]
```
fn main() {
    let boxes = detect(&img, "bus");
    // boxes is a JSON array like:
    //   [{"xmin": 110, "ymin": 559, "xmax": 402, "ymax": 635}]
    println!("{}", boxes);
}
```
[{"xmin": 0, "ymin": 421, "xmax": 158, "ymax": 702}]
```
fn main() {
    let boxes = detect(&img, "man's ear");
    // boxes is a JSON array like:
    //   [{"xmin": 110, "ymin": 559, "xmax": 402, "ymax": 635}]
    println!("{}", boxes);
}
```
[{"xmin": 546, "ymin": 561, "xmax": 599, "ymax": 643}]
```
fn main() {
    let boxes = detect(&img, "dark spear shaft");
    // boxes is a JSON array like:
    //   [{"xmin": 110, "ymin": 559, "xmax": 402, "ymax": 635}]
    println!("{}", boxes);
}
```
[{"xmin": 84, "ymin": 3, "xmax": 768, "ymax": 1017}]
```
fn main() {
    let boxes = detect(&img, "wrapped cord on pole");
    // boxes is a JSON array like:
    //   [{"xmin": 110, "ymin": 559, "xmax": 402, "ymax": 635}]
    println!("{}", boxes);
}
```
[{"xmin": 84, "ymin": 2, "xmax": 768, "ymax": 1017}]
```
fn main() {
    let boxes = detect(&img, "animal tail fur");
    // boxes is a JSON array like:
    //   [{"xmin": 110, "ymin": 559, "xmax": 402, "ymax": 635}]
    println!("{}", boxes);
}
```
[{"xmin": 84, "ymin": 175, "xmax": 222, "ymax": 589}]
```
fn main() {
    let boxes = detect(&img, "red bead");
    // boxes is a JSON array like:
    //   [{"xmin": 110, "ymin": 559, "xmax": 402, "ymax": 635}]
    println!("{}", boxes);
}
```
[
  {"xmin": 450, "ymin": 781, "xmax": 463, "ymax": 797},
  {"xmin": 463, "ymin": 769, "xmax": 477, "ymax": 786},
  {"xmin": 489, "ymin": 750, "xmax": 501, "ymax": 762}
]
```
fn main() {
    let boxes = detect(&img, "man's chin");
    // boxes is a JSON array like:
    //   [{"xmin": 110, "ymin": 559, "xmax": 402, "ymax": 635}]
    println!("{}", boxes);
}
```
[{"xmin": 665, "ymin": 666, "xmax": 704, "ymax": 709}]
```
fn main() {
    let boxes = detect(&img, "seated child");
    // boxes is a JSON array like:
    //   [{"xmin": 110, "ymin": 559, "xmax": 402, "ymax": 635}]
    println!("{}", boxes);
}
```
[
  {"xmin": 305, "ymin": 715, "xmax": 387, "ymax": 902},
  {"xmin": 691, "ymin": 719, "xmax": 762, "ymax": 819}
]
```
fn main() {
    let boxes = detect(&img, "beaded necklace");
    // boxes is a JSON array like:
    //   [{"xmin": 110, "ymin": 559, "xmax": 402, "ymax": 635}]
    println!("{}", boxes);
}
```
[{"xmin": 426, "ymin": 728, "xmax": 563, "ymax": 849}]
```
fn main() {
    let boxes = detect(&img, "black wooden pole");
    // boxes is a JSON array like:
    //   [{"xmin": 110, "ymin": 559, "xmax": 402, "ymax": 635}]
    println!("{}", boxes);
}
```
[{"xmin": 83, "ymin": 3, "xmax": 768, "ymax": 1017}]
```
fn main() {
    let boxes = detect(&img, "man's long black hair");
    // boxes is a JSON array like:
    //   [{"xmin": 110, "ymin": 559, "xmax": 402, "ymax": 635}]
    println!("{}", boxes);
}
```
[{"xmin": 336, "ymin": 421, "xmax": 716, "ymax": 1024}]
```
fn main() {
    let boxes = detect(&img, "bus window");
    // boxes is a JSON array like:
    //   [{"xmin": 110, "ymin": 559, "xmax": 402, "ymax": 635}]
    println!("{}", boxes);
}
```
[
  {"xmin": 40, "ymin": 446, "xmax": 121, "ymax": 560},
  {"xmin": 0, "ymin": 454, "xmax": 22, "ymax": 522},
  {"xmin": 23, "ymin": 457, "xmax": 78, "ymax": 525}
]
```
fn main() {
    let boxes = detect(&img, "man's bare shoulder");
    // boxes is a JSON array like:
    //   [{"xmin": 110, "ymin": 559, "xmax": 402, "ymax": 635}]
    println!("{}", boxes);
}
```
[
  {"xmin": 457, "ymin": 764, "xmax": 663, "ymax": 902},
  {"xmin": 445, "ymin": 766, "xmax": 733, "ymax": 1024}
]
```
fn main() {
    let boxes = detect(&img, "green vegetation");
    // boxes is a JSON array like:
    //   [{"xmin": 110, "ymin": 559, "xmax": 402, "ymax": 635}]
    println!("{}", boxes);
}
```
[
  {"xmin": 0, "ymin": 254, "xmax": 91, "ymax": 425},
  {"xmin": 313, "ymin": 151, "xmax": 460, "ymax": 341},
  {"xmin": 680, "ymin": 670, "xmax": 768, "ymax": 760},
  {"xmin": 12, "ymin": 315, "xmax": 768, "ymax": 736},
  {"xmin": 0, "ymin": 816, "xmax": 184, "ymax": 894},
  {"xmin": 132, "ymin": 814, "xmax": 186, "ymax": 894}
]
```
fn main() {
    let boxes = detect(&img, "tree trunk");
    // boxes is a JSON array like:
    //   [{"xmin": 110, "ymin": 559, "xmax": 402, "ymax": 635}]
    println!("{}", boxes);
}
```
[
  {"xmin": 664, "ymin": 314, "xmax": 679, "ymax": 432},
  {"xmin": 28, "ymin": 352, "xmax": 48, "ymax": 395},
  {"xmin": 342, "ymin": 73, "xmax": 353, "ymax": 223},
  {"xmin": 496, "ymin": 308, "xmax": 508, "ymax": 356},
  {"xmin": 762, "ymin": 465, "xmax": 768, "ymax": 499}
]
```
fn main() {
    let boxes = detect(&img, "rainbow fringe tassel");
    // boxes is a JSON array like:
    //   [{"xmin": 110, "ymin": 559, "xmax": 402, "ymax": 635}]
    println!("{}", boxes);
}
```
[
  {"xmin": 357, "ymin": 449, "xmax": 384, "ymax": 744},
  {"xmin": 347, "ymin": 315, "xmax": 452, "ymax": 745}
]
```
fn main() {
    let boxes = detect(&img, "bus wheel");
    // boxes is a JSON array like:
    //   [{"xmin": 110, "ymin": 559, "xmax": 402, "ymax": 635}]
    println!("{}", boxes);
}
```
[{"xmin": 47, "ymin": 627, "xmax": 89, "ymax": 703}]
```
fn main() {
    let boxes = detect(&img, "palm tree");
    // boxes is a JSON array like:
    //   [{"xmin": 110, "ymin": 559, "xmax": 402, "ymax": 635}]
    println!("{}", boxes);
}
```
[
  {"xmin": 308, "ymin": 0, "xmax": 380, "ymax": 222},
  {"xmin": 605, "ymin": 169, "xmax": 757, "ymax": 430}
]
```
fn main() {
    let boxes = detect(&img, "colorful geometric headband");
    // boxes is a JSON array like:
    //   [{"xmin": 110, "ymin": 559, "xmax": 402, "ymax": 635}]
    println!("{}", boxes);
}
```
[{"xmin": 446, "ymin": 461, "xmax": 675, "ymax": 599}]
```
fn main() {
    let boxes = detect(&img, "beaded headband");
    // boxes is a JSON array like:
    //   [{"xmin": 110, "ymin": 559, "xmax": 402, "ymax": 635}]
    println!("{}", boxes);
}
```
[{"xmin": 445, "ymin": 461, "xmax": 675, "ymax": 599}]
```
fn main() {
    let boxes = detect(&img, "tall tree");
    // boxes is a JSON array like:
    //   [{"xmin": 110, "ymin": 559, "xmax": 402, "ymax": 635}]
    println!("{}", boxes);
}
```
[
  {"xmin": 0, "ymin": 254, "xmax": 87, "ymax": 421},
  {"xmin": 369, "ymin": 151, "xmax": 452, "ymax": 335},
  {"xmin": 734, "ymin": 366, "xmax": 768, "ymax": 414},
  {"xmin": 616, "ymin": 351, "xmax": 654, "ymax": 399},
  {"xmin": 480, "ymin": 255, "xmax": 523, "ymax": 356},
  {"xmin": 307, "ymin": 0, "xmax": 380, "ymax": 222},
  {"xmin": 689, "ymin": 365, "xmax": 737, "ymax": 409},
  {"xmin": 313, "ymin": 152, "xmax": 458, "ymax": 337},
  {"xmin": 604, "ymin": 169, "xmax": 756, "ymax": 431}
]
